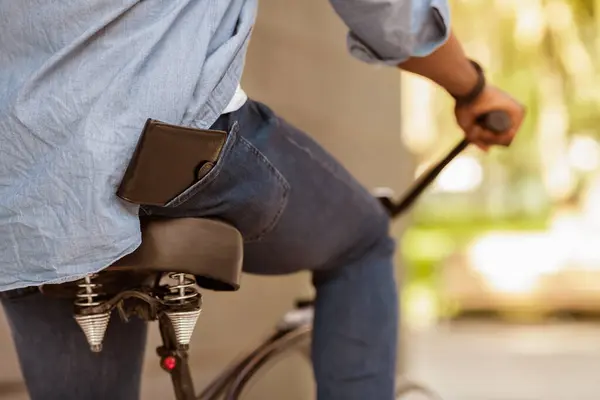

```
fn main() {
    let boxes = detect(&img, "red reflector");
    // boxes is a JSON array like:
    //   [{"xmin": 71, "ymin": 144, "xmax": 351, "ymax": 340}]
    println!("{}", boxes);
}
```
[{"xmin": 162, "ymin": 356, "xmax": 177, "ymax": 371}]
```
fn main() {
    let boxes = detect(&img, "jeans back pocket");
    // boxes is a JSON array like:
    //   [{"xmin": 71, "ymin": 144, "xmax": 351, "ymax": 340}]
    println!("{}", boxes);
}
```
[{"xmin": 152, "ymin": 121, "xmax": 290, "ymax": 242}]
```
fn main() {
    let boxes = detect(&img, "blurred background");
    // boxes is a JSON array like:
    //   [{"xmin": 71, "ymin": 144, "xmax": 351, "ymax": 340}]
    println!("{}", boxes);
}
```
[
  {"xmin": 3, "ymin": 0, "xmax": 600, "ymax": 399},
  {"xmin": 400, "ymin": 0, "xmax": 600, "ymax": 398},
  {"xmin": 402, "ymin": 0, "xmax": 600, "ymax": 327}
]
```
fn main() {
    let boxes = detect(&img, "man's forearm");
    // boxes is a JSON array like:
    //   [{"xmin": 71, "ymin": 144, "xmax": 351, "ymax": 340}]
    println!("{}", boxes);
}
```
[{"xmin": 398, "ymin": 32, "xmax": 478, "ymax": 97}]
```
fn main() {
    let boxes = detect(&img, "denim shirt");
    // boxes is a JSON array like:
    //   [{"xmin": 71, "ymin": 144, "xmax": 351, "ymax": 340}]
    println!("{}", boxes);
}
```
[{"xmin": 0, "ymin": 0, "xmax": 449, "ymax": 291}]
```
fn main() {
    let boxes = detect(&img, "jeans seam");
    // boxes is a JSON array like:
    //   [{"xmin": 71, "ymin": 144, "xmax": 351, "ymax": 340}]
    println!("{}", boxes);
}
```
[
  {"xmin": 239, "ymin": 135, "xmax": 290, "ymax": 242},
  {"xmin": 277, "ymin": 122, "xmax": 354, "ymax": 189}
]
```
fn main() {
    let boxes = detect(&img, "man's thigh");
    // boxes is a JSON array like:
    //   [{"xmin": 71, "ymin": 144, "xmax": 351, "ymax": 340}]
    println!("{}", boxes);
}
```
[
  {"xmin": 0, "ymin": 291, "xmax": 147, "ymax": 400},
  {"xmin": 149, "ymin": 100, "xmax": 391, "ymax": 275}
]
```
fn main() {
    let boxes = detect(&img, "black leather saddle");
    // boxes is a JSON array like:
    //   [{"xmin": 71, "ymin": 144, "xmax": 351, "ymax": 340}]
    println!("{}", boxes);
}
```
[
  {"xmin": 41, "ymin": 217, "xmax": 243, "ymax": 297},
  {"xmin": 112, "ymin": 217, "xmax": 243, "ymax": 291}
]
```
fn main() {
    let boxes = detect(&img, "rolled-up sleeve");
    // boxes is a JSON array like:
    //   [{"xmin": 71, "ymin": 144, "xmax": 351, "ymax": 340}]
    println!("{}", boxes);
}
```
[{"xmin": 329, "ymin": 0, "xmax": 451, "ymax": 65}]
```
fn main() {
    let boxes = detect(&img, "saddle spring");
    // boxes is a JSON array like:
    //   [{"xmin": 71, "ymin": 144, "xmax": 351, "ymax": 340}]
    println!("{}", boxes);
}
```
[
  {"xmin": 73, "ymin": 274, "xmax": 112, "ymax": 353},
  {"xmin": 75, "ymin": 274, "xmax": 104, "ymax": 307},
  {"xmin": 163, "ymin": 273, "xmax": 202, "ymax": 348},
  {"xmin": 164, "ymin": 273, "xmax": 199, "ymax": 304}
]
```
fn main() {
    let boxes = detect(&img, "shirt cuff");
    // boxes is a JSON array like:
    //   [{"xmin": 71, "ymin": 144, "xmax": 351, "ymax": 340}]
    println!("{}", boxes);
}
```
[
  {"xmin": 412, "ymin": 0, "xmax": 450, "ymax": 57},
  {"xmin": 347, "ymin": 0, "xmax": 450, "ymax": 65}
]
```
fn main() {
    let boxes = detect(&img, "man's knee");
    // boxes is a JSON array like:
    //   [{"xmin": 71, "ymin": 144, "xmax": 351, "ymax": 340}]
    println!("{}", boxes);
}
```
[{"xmin": 312, "ymin": 215, "xmax": 395, "ymax": 287}]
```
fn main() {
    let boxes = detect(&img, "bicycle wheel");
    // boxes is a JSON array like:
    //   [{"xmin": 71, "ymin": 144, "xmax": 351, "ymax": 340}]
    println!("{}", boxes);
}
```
[
  {"xmin": 222, "ymin": 325, "xmax": 444, "ymax": 400},
  {"xmin": 395, "ymin": 379, "xmax": 444, "ymax": 400},
  {"xmin": 223, "ymin": 325, "xmax": 313, "ymax": 400},
  {"xmin": 195, "ymin": 331, "xmax": 295, "ymax": 400}
]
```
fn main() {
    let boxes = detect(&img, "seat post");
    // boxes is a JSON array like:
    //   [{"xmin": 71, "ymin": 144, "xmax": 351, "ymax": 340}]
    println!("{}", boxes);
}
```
[{"xmin": 157, "ymin": 314, "xmax": 197, "ymax": 400}]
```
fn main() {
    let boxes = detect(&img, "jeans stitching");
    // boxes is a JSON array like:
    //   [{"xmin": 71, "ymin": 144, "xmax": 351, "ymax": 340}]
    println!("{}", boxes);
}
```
[
  {"xmin": 238, "ymin": 135, "xmax": 290, "ymax": 242},
  {"xmin": 278, "ymin": 123, "xmax": 356, "ymax": 190}
]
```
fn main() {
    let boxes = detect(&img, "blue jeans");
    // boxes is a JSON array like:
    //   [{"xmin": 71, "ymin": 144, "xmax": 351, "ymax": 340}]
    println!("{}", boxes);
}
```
[{"xmin": 1, "ymin": 100, "xmax": 398, "ymax": 400}]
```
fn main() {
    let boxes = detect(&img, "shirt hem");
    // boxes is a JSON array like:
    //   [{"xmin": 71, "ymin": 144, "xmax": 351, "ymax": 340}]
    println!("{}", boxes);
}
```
[{"xmin": 0, "ymin": 236, "xmax": 142, "ymax": 292}]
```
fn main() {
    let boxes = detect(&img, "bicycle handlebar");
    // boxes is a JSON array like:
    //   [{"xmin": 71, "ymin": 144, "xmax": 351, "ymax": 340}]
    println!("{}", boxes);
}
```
[
  {"xmin": 381, "ymin": 110, "xmax": 511, "ymax": 218},
  {"xmin": 476, "ymin": 110, "xmax": 512, "ymax": 134}
]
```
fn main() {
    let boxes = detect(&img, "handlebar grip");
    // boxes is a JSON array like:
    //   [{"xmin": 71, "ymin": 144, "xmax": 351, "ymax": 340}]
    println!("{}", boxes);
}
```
[{"xmin": 476, "ymin": 110, "xmax": 512, "ymax": 134}]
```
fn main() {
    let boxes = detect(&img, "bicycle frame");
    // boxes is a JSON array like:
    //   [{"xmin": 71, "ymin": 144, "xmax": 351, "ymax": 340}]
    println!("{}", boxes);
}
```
[
  {"xmin": 158, "ymin": 297, "xmax": 443, "ymax": 400},
  {"xmin": 157, "ymin": 300, "xmax": 313, "ymax": 400},
  {"xmin": 157, "ymin": 312, "xmax": 198, "ymax": 400}
]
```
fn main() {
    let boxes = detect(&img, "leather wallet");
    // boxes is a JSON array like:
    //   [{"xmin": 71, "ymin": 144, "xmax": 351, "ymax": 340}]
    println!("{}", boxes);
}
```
[{"xmin": 117, "ymin": 119, "xmax": 228, "ymax": 206}]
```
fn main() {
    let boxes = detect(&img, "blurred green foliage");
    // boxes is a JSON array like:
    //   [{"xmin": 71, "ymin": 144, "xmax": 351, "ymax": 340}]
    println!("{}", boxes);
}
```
[{"xmin": 401, "ymin": 0, "xmax": 600, "ymax": 288}]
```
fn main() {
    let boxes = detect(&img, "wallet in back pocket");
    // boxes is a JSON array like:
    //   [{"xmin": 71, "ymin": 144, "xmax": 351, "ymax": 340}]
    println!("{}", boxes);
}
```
[{"xmin": 117, "ymin": 119, "xmax": 228, "ymax": 206}]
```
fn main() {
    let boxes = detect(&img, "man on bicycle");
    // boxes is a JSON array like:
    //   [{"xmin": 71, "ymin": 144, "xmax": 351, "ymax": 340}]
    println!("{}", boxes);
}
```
[{"xmin": 0, "ymin": 0, "xmax": 524, "ymax": 399}]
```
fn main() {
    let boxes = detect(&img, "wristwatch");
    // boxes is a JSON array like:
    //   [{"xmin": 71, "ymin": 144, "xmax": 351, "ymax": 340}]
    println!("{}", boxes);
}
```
[{"xmin": 452, "ymin": 60, "xmax": 486, "ymax": 106}]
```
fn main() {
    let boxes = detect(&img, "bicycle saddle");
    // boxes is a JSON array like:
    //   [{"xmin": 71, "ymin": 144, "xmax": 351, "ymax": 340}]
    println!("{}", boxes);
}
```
[
  {"xmin": 41, "ymin": 217, "xmax": 243, "ymax": 299},
  {"xmin": 109, "ymin": 217, "xmax": 243, "ymax": 291},
  {"xmin": 38, "ymin": 217, "xmax": 243, "ymax": 353}
]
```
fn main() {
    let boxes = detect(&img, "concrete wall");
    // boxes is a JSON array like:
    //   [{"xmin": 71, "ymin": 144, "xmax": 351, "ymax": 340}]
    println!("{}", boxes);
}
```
[{"xmin": 242, "ymin": 0, "xmax": 407, "ymax": 191}]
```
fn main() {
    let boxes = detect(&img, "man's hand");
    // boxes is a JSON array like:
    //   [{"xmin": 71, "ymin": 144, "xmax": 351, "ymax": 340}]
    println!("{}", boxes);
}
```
[
  {"xmin": 398, "ymin": 31, "xmax": 526, "ymax": 151},
  {"xmin": 454, "ymin": 85, "xmax": 526, "ymax": 151}
]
